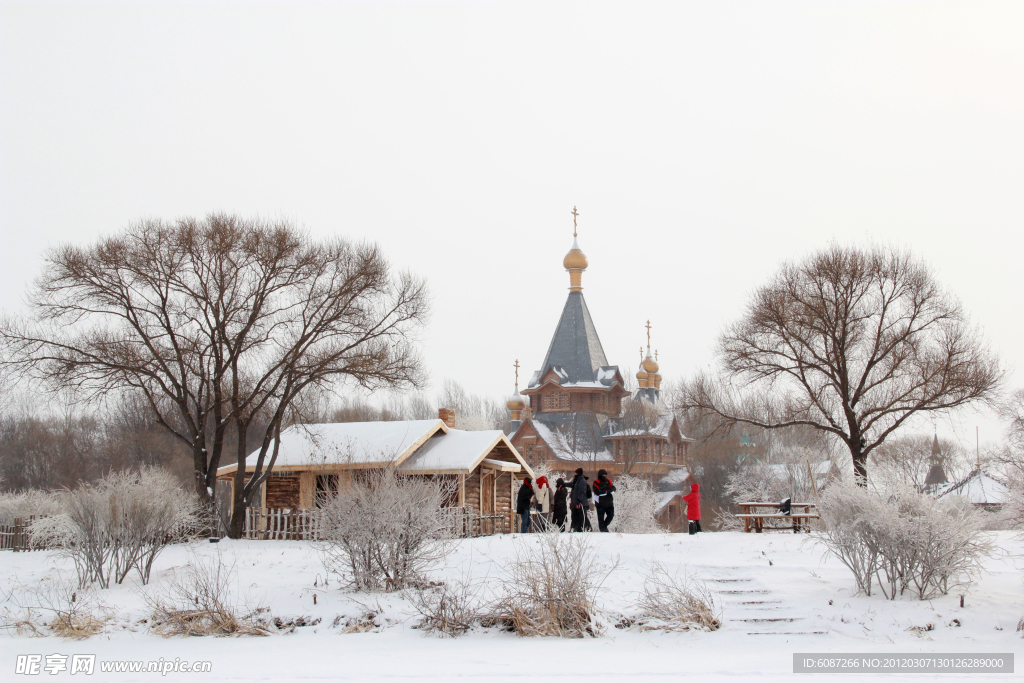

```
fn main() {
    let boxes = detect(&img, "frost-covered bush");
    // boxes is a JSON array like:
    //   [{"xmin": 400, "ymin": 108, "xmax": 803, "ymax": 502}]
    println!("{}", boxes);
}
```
[
  {"xmin": 635, "ymin": 561, "xmax": 721, "ymax": 632},
  {"xmin": 315, "ymin": 468, "xmax": 455, "ymax": 592},
  {"xmin": 145, "ymin": 548, "xmax": 273, "ymax": 637},
  {"xmin": 818, "ymin": 480, "xmax": 992, "ymax": 599},
  {"xmin": 0, "ymin": 488, "xmax": 63, "ymax": 522},
  {"xmin": 30, "ymin": 467, "xmax": 204, "ymax": 588},
  {"xmin": 493, "ymin": 531, "xmax": 614, "ymax": 637},
  {"xmin": 608, "ymin": 475, "xmax": 662, "ymax": 534}
]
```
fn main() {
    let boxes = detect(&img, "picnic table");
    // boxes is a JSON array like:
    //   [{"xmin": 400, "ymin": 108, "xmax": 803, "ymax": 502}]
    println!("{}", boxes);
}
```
[{"xmin": 736, "ymin": 501, "xmax": 819, "ymax": 533}]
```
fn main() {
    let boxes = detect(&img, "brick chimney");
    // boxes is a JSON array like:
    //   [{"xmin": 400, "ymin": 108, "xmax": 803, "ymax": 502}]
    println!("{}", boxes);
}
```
[{"xmin": 438, "ymin": 408, "xmax": 456, "ymax": 428}]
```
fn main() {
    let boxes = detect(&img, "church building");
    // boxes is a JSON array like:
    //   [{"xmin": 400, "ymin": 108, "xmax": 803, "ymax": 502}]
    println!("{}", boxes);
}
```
[{"xmin": 507, "ymin": 210, "xmax": 693, "ymax": 478}]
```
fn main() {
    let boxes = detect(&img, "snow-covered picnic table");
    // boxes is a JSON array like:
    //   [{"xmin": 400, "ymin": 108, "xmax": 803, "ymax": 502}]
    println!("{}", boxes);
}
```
[{"xmin": 736, "ymin": 501, "xmax": 818, "ymax": 533}]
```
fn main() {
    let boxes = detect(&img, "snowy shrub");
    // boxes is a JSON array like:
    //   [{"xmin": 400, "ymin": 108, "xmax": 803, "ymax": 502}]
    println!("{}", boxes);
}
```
[
  {"xmin": 2, "ymin": 576, "xmax": 107, "ymax": 639},
  {"xmin": 30, "ymin": 467, "xmax": 204, "ymax": 588},
  {"xmin": 818, "ymin": 480, "xmax": 993, "ymax": 599},
  {"xmin": 493, "ymin": 530, "xmax": 615, "ymax": 637},
  {"xmin": 608, "ymin": 475, "xmax": 662, "ymax": 534},
  {"xmin": 315, "ymin": 468, "xmax": 456, "ymax": 592},
  {"xmin": 145, "ymin": 549, "xmax": 273, "ymax": 637},
  {"xmin": 634, "ymin": 561, "xmax": 721, "ymax": 632},
  {"xmin": 408, "ymin": 575, "xmax": 485, "ymax": 637},
  {"xmin": 0, "ymin": 489, "xmax": 63, "ymax": 522}
]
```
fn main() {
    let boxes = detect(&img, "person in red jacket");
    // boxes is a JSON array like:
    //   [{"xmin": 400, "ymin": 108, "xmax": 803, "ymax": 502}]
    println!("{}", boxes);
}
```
[{"xmin": 682, "ymin": 482, "xmax": 701, "ymax": 535}]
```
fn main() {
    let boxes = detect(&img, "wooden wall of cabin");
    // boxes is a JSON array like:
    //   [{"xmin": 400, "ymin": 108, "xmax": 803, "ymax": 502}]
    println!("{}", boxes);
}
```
[
  {"xmin": 266, "ymin": 474, "xmax": 300, "ymax": 509},
  {"xmin": 464, "ymin": 468, "xmax": 481, "ymax": 515},
  {"xmin": 496, "ymin": 471, "xmax": 513, "ymax": 514}
]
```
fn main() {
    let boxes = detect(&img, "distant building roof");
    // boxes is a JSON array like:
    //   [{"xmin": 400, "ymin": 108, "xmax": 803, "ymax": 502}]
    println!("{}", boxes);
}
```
[{"xmin": 938, "ymin": 469, "xmax": 1009, "ymax": 506}]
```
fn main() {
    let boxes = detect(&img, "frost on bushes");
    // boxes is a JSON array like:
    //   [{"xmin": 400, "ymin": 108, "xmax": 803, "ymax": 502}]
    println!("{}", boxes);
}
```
[
  {"xmin": 0, "ymin": 489, "xmax": 63, "ymax": 522},
  {"xmin": 608, "ymin": 475, "xmax": 662, "ymax": 534},
  {"xmin": 315, "ymin": 468, "xmax": 456, "ymax": 592},
  {"xmin": 818, "ymin": 479, "xmax": 993, "ymax": 600},
  {"xmin": 29, "ymin": 467, "xmax": 205, "ymax": 588}
]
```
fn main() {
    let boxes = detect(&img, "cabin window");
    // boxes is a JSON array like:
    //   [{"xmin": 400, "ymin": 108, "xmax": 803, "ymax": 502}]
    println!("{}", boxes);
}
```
[
  {"xmin": 315, "ymin": 474, "xmax": 339, "ymax": 507},
  {"xmin": 642, "ymin": 440, "xmax": 648, "ymax": 455}
]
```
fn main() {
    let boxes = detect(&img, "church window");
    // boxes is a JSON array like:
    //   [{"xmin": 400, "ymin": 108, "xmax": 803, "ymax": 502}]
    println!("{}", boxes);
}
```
[{"xmin": 542, "ymin": 391, "xmax": 570, "ymax": 411}]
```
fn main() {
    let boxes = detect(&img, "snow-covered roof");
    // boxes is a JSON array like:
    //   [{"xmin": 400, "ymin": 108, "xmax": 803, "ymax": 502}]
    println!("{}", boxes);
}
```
[
  {"xmin": 605, "ymin": 413, "xmax": 680, "ymax": 439},
  {"xmin": 938, "ymin": 469, "xmax": 1009, "ymax": 505},
  {"xmin": 660, "ymin": 468, "xmax": 691, "ymax": 486},
  {"xmin": 218, "ymin": 420, "xmax": 534, "ymax": 478},
  {"xmin": 219, "ymin": 420, "xmax": 444, "ymax": 472},
  {"xmin": 655, "ymin": 491, "xmax": 681, "ymax": 515},
  {"xmin": 398, "ymin": 430, "xmax": 517, "ymax": 473},
  {"xmin": 531, "ymin": 420, "xmax": 614, "ymax": 462}
]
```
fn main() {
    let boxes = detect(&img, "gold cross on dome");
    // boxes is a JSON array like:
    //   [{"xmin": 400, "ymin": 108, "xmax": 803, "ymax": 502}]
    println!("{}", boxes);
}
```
[
  {"xmin": 639, "ymin": 346, "xmax": 644, "ymax": 363},
  {"xmin": 571, "ymin": 206, "xmax": 579, "ymax": 237},
  {"xmin": 514, "ymin": 359, "xmax": 520, "ymax": 389},
  {"xmin": 645, "ymin": 320, "xmax": 652, "ymax": 347}
]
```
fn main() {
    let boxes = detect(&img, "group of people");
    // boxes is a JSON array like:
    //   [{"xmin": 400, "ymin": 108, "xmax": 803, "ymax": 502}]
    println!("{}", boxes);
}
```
[
  {"xmin": 516, "ymin": 467, "xmax": 617, "ymax": 533},
  {"xmin": 516, "ymin": 470, "xmax": 704, "ymax": 535}
]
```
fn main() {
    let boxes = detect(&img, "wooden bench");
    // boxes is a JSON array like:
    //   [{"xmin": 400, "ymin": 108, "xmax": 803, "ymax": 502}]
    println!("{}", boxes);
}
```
[{"xmin": 736, "ymin": 502, "xmax": 818, "ymax": 533}]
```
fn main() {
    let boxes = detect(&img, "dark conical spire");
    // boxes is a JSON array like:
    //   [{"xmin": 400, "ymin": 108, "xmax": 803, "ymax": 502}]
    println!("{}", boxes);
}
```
[
  {"xmin": 538, "ymin": 291, "xmax": 608, "ymax": 384},
  {"xmin": 925, "ymin": 433, "xmax": 947, "ymax": 489}
]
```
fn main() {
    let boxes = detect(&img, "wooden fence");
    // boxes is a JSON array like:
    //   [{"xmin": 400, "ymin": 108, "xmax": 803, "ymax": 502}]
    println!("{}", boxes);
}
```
[
  {"xmin": 0, "ymin": 516, "xmax": 42, "ymax": 551},
  {"xmin": 242, "ymin": 506, "xmax": 511, "ymax": 540}
]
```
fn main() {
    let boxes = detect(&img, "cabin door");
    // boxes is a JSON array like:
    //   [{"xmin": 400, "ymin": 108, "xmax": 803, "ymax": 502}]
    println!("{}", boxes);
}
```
[{"xmin": 481, "ymin": 471, "xmax": 495, "ymax": 515}]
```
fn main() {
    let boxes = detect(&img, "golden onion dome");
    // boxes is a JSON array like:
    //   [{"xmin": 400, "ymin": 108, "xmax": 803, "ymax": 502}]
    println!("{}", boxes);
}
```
[
  {"xmin": 651, "ymin": 373, "xmax": 663, "ymax": 385},
  {"xmin": 642, "ymin": 352, "xmax": 659, "ymax": 374},
  {"xmin": 507, "ymin": 393, "xmax": 527, "ymax": 411},
  {"xmin": 562, "ymin": 237, "xmax": 588, "ymax": 270},
  {"xmin": 635, "ymin": 369, "xmax": 649, "ymax": 381}
]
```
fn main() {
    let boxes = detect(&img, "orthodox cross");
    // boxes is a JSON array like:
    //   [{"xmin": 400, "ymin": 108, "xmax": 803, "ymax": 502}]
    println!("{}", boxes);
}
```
[
  {"xmin": 513, "ymin": 359, "xmax": 520, "ymax": 391},
  {"xmin": 655, "ymin": 350, "xmax": 659, "ymax": 361},
  {"xmin": 645, "ymin": 319, "xmax": 652, "ymax": 347},
  {"xmin": 571, "ymin": 206, "xmax": 579, "ymax": 237},
  {"xmin": 639, "ymin": 346, "xmax": 644, "ymax": 363}
]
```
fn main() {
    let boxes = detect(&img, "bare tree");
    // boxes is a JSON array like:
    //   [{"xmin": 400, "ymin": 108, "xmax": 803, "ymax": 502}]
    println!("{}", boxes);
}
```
[
  {"xmin": 675, "ymin": 245, "xmax": 1001, "ymax": 485},
  {"xmin": 1, "ymin": 215, "xmax": 428, "ymax": 532}
]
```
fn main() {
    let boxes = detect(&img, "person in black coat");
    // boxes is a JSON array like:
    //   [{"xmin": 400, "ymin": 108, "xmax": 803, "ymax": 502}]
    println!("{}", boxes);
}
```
[
  {"xmin": 516, "ymin": 477, "xmax": 535, "ymax": 533},
  {"xmin": 552, "ymin": 478, "xmax": 568, "ymax": 531},
  {"xmin": 569, "ymin": 468, "xmax": 588, "ymax": 532},
  {"xmin": 592, "ymin": 469, "xmax": 616, "ymax": 532}
]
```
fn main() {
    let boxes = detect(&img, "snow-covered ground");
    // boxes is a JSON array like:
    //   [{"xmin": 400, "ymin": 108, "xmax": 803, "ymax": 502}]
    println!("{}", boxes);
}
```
[{"xmin": 2, "ymin": 531, "xmax": 1021, "ymax": 682}]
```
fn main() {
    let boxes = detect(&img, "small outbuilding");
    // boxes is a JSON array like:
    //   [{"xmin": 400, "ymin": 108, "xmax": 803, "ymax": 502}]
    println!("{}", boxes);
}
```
[{"xmin": 216, "ymin": 410, "xmax": 535, "ymax": 522}]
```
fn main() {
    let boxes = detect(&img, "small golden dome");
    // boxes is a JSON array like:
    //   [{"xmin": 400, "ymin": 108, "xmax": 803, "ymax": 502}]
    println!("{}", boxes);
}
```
[
  {"xmin": 507, "ymin": 394, "xmax": 527, "ymax": 411},
  {"xmin": 563, "ymin": 237, "xmax": 588, "ymax": 270},
  {"xmin": 642, "ymin": 352, "xmax": 659, "ymax": 374},
  {"xmin": 651, "ymin": 373, "xmax": 663, "ymax": 385},
  {"xmin": 635, "ymin": 369, "xmax": 649, "ymax": 381}
]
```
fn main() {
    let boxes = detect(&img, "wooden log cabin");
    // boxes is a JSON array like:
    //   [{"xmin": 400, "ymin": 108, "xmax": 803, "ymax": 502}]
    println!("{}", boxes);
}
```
[{"xmin": 216, "ymin": 409, "xmax": 535, "ymax": 521}]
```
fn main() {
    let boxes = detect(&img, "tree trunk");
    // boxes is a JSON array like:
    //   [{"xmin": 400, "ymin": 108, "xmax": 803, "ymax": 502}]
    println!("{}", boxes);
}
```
[{"xmin": 849, "ymin": 442, "xmax": 868, "ymax": 487}]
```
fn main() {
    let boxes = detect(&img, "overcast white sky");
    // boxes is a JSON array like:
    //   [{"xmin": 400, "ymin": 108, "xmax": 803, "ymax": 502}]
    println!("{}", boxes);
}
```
[{"xmin": 1, "ymin": 1, "xmax": 1021, "ymax": 449}]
